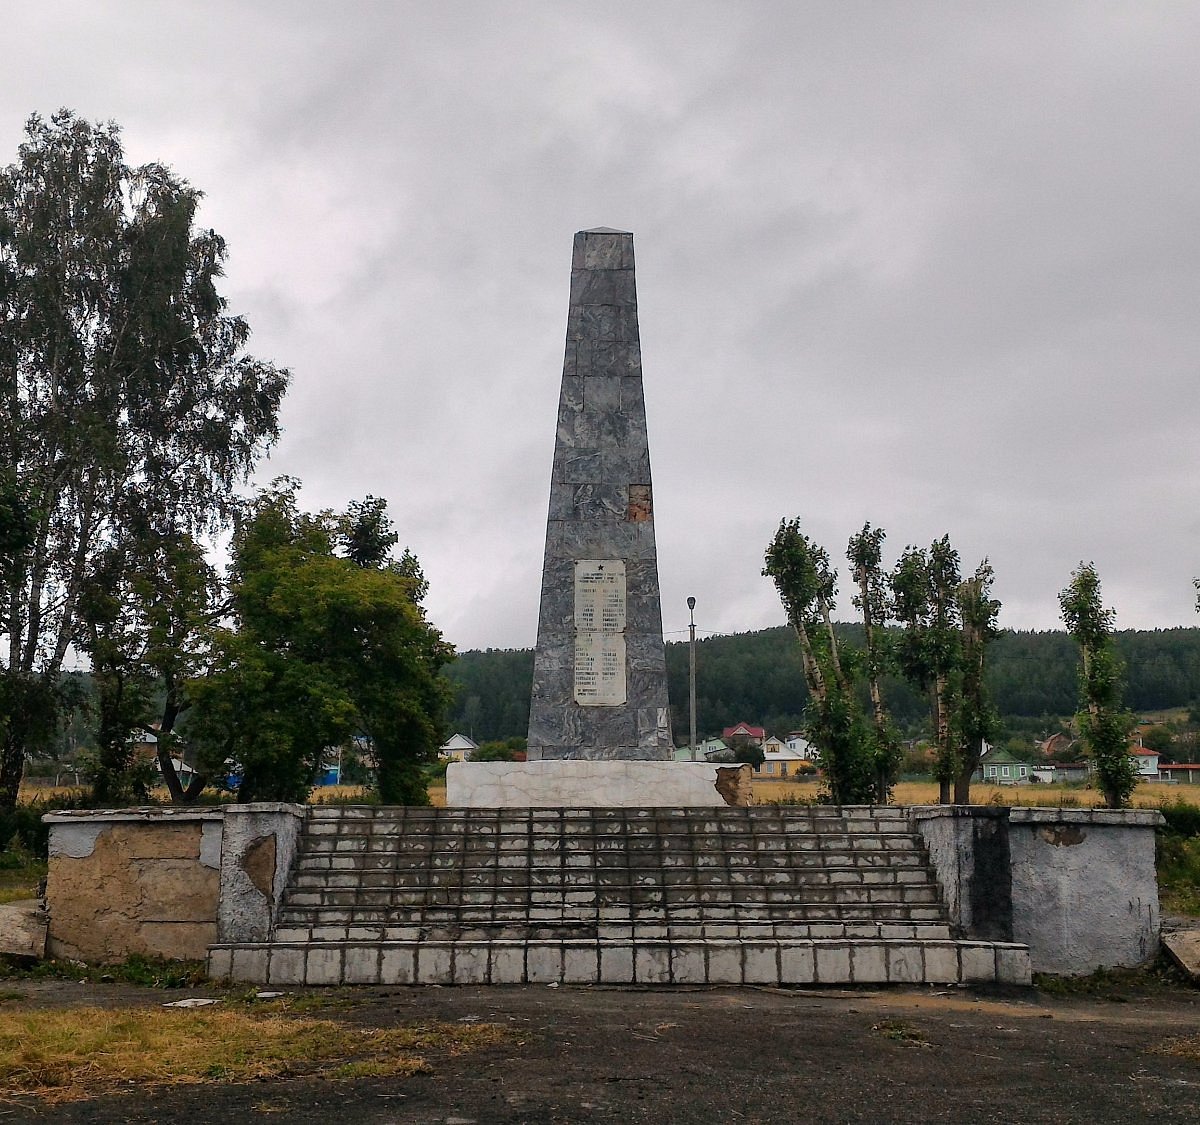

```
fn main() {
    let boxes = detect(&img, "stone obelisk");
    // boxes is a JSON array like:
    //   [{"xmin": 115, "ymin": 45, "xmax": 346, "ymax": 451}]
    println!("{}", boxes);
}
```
[{"xmin": 526, "ymin": 229, "xmax": 673, "ymax": 761}]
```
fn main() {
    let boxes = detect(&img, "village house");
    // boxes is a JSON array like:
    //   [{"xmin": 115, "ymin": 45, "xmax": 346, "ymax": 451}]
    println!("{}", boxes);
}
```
[
  {"xmin": 979, "ymin": 746, "xmax": 1029, "ymax": 785},
  {"xmin": 783, "ymin": 732, "xmax": 817, "ymax": 760},
  {"xmin": 1161, "ymin": 763, "xmax": 1200, "ymax": 784},
  {"xmin": 438, "ymin": 733, "xmax": 478, "ymax": 763},
  {"xmin": 722, "ymin": 723, "xmax": 765, "ymax": 745},
  {"xmin": 755, "ymin": 738, "xmax": 813, "ymax": 779}
]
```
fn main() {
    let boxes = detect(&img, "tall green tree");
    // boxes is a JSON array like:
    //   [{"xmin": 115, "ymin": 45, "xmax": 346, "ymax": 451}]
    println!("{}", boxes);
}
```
[
  {"xmin": 0, "ymin": 109, "xmax": 288, "ymax": 808},
  {"xmin": 764, "ymin": 519, "xmax": 876, "ymax": 804},
  {"xmin": 847, "ymin": 523, "xmax": 900, "ymax": 801},
  {"xmin": 892, "ymin": 536, "xmax": 963, "ymax": 803},
  {"xmin": 1059, "ymin": 563, "xmax": 1136, "ymax": 809},
  {"xmin": 952, "ymin": 561, "xmax": 1002, "ymax": 802},
  {"xmin": 76, "ymin": 523, "xmax": 221, "ymax": 804},
  {"xmin": 188, "ymin": 483, "xmax": 453, "ymax": 804}
]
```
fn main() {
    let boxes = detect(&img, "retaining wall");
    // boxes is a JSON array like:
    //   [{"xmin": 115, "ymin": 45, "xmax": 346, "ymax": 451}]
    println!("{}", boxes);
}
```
[
  {"xmin": 43, "ymin": 804, "xmax": 303, "ymax": 963},
  {"xmin": 43, "ymin": 803, "xmax": 1165, "ymax": 975},
  {"xmin": 912, "ymin": 806, "xmax": 1163, "ymax": 975}
]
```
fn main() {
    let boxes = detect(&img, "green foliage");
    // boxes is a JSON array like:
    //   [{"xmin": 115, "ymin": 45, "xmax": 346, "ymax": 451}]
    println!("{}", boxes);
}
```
[
  {"xmin": 1159, "ymin": 798, "xmax": 1200, "ymax": 838},
  {"xmin": 729, "ymin": 740, "xmax": 766, "ymax": 769},
  {"xmin": 0, "ymin": 953, "xmax": 208, "ymax": 988},
  {"xmin": 847, "ymin": 523, "xmax": 902, "ymax": 801},
  {"xmin": 187, "ymin": 483, "xmax": 453, "ymax": 804},
  {"xmin": 470, "ymin": 739, "xmax": 524, "ymax": 763},
  {"xmin": 1156, "ymin": 803, "xmax": 1200, "ymax": 917},
  {"xmin": 437, "ymin": 625, "xmax": 1200, "ymax": 753},
  {"xmin": 0, "ymin": 109, "xmax": 288, "ymax": 809},
  {"xmin": 0, "ymin": 792, "xmax": 93, "ymax": 859},
  {"xmin": 444, "ymin": 649, "xmax": 534, "ymax": 742},
  {"xmin": 953, "ymin": 561, "xmax": 1002, "ymax": 800},
  {"xmin": 892, "ymin": 537, "xmax": 963, "ymax": 799},
  {"xmin": 1060, "ymin": 563, "xmax": 1137, "ymax": 808},
  {"xmin": 1142, "ymin": 725, "xmax": 1174, "ymax": 755},
  {"xmin": 764, "ymin": 519, "xmax": 884, "ymax": 804}
]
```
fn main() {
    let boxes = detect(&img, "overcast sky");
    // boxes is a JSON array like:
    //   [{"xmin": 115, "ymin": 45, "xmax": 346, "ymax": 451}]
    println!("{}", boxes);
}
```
[{"xmin": 6, "ymin": 2, "xmax": 1198, "ymax": 651}]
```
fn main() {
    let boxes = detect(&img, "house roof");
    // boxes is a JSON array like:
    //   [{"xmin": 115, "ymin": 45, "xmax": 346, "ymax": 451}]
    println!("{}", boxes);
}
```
[
  {"xmin": 723, "ymin": 723, "xmax": 765, "ymax": 740},
  {"xmin": 440, "ymin": 733, "xmax": 479, "ymax": 751},
  {"xmin": 762, "ymin": 745, "xmax": 809, "ymax": 760},
  {"xmin": 981, "ymin": 747, "xmax": 1021, "ymax": 764}
]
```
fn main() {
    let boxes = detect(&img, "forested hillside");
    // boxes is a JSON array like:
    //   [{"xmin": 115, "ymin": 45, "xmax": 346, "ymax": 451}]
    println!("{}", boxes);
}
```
[{"xmin": 443, "ymin": 627, "xmax": 1200, "ymax": 744}]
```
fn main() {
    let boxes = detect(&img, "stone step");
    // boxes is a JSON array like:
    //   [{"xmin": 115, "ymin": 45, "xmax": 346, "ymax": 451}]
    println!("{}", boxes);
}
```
[
  {"xmin": 271, "ymin": 920, "xmax": 954, "ymax": 943},
  {"xmin": 306, "ymin": 805, "xmax": 911, "ymax": 821},
  {"xmin": 281, "ymin": 884, "xmax": 942, "ymax": 909},
  {"xmin": 300, "ymin": 822, "xmax": 922, "ymax": 839},
  {"xmin": 208, "ymin": 937, "xmax": 1032, "ymax": 988},
  {"xmin": 276, "ymin": 903, "xmax": 950, "ymax": 927},
  {"xmin": 289, "ymin": 863, "xmax": 935, "ymax": 885},
  {"xmin": 302, "ymin": 816, "xmax": 918, "ymax": 838}
]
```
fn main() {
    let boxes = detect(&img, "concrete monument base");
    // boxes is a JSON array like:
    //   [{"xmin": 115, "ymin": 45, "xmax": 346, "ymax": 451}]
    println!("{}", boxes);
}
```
[{"xmin": 445, "ymin": 760, "xmax": 752, "ymax": 809}]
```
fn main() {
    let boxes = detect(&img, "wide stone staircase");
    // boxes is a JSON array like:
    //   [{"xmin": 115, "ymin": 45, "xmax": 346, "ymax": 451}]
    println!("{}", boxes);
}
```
[{"xmin": 207, "ymin": 805, "xmax": 1031, "ymax": 987}]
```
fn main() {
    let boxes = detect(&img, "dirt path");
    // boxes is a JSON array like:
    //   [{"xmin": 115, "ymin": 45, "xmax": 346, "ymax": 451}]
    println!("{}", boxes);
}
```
[{"xmin": 3, "ymin": 980, "xmax": 1199, "ymax": 1123}]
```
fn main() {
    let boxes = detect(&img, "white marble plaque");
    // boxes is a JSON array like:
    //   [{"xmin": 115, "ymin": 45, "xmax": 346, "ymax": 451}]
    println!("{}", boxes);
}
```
[
  {"xmin": 573, "ymin": 560, "xmax": 627, "ymax": 705},
  {"xmin": 574, "ymin": 632, "xmax": 627, "ymax": 705},
  {"xmin": 573, "ymin": 560, "xmax": 626, "ymax": 632}
]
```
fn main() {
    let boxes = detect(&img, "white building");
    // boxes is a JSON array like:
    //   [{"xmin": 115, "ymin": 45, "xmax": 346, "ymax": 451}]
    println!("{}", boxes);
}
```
[
  {"xmin": 439, "ymin": 733, "xmax": 479, "ymax": 763},
  {"xmin": 757, "ymin": 739, "xmax": 813, "ymax": 779}
]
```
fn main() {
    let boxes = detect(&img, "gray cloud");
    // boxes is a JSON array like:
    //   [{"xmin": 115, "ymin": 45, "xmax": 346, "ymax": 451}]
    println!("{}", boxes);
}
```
[{"xmin": 5, "ymin": 1, "xmax": 1197, "ymax": 650}]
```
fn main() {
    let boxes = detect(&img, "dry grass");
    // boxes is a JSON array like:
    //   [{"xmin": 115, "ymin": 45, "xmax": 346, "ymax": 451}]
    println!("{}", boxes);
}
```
[
  {"xmin": 15, "ymin": 784, "xmax": 86, "ymax": 803},
  {"xmin": 0, "ymin": 1004, "xmax": 507, "ymax": 1104},
  {"xmin": 751, "ymin": 777, "xmax": 1191, "ymax": 808},
  {"xmin": 1153, "ymin": 1034, "xmax": 1200, "ymax": 1062}
]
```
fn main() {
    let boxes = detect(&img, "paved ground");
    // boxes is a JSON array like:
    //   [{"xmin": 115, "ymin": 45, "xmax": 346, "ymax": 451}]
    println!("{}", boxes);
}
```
[{"xmin": 3, "ymin": 976, "xmax": 1200, "ymax": 1123}]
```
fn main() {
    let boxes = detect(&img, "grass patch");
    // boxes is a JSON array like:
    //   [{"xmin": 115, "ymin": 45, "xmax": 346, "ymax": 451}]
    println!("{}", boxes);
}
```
[
  {"xmin": 1158, "ymin": 834, "xmax": 1200, "ymax": 917},
  {"xmin": 1033, "ymin": 957, "xmax": 1193, "ymax": 998},
  {"xmin": 0, "ymin": 1006, "xmax": 508, "ymax": 1104},
  {"xmin": 0, "ymin": 954, "xmax": 209, "ymax": 989},
  {"xmin": 752, "ymin": 777, "xmax": 1196, "ymax": 810},
  {"xmin": 0, "ymin": 849, "xmax": 45, "ymax": 905},
  {"xmin": 871, "ymin": 1019, "xmax": 931, "ymax": 1047},
  {"xmin": 1154, "ymin": 1033, "xmax": 1200, "ymax": 1063}
]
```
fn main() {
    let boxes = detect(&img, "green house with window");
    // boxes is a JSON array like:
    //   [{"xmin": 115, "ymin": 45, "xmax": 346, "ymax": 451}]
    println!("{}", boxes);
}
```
[{"xmin": 980, "ymin": 747, "xmax": 1029, "ymax": 785}]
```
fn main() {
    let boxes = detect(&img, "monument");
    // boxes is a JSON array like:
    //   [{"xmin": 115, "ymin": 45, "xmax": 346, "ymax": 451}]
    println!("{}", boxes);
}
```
[
  {"xmin": 446, "ymin": 229, "xmax": 749, "ymax": 806},
  {"xmin": 526, "ymin": 228, "xmax": 673, "ymax": 761}
]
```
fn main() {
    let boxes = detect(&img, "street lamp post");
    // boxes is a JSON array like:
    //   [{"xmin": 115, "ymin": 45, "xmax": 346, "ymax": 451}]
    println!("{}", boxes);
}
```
[{"xmin": 687, "ymin": 597, "xmax": 697, "ymax": 761}]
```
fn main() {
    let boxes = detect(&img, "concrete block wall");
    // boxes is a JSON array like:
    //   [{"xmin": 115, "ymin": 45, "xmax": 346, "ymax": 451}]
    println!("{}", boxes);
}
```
[{"xmin": 911, "ymin": 806, "xmax": 1164, "ymax": 975}]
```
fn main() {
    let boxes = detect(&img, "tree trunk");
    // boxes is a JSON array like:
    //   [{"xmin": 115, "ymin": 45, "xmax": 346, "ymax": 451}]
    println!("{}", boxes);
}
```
[
  {"xmin": 952, "ymin": 741, "xmax": 982, "ymax": 804},
  {"xmin": 0, "ymin": 729, "xmax": 23, "ymax": 811}
]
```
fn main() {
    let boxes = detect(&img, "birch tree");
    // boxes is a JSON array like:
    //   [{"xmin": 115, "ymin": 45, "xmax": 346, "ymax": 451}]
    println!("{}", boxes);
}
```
[{"xmin": 0, "ymin": 110, "xmax": 288, "ymax": 807}]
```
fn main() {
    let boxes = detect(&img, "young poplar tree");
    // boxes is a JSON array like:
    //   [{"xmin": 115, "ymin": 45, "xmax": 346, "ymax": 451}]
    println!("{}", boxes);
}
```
[
  {"xmin": 952, "ymin": 561, "xmax": 1001, "ymax": 803},
  {"xmin": 764, "ymin": 519, "xmax": 876, "ymax": 804},
  {"xmin": 847, "ymin": 523, "xmax": 900, "ymax": 802},
  {"xmin": 892, "ymin": 537, "xmax": 962, "ymax": 803},
  {"xmin": 1059, "ymin": 563, "xmax": 1136, "ymax": 809}
]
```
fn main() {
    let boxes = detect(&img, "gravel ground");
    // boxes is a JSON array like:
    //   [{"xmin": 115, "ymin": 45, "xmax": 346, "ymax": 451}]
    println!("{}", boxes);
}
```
[{"xmin": 2, "ymin": 976, "xmax": 1199, "ymax": 1124}]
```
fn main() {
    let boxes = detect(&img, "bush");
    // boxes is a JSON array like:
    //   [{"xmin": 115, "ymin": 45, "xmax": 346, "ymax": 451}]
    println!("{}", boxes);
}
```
[
  {"xmin": 0, "ymin": 792, "xmax": 95, "ymax": 860},
  {"xmin": 1159, "ymin": 798, "xmax": 1200, "ymax": 838}
]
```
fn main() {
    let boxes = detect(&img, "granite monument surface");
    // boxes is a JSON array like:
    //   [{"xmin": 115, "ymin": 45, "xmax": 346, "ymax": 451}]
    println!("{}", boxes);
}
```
[{"xmin": 526, "ymin": 229, "xmax": 673, "ymax": 760}]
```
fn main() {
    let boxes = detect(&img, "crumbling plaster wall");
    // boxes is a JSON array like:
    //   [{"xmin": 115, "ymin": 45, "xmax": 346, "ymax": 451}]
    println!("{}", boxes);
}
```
[
  {"xmin": 44, "ymin": 803, "xmax": 305, "ymax": 963},
  {"xmin": 45, "ymin": 809, "xmax": 223, "ymax": 962}
]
